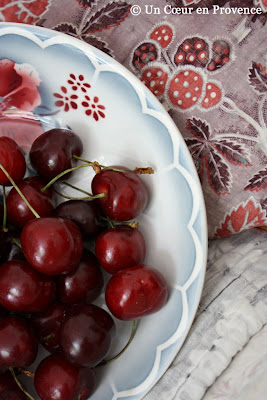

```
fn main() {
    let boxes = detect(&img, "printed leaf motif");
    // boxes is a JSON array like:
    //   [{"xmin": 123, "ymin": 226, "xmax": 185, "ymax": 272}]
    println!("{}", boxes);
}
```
[
  {"xmin": 53, "ymin": 23, "xmax": 78, "ymax": 36},
  {"xmin": 214, "ymin": 198, "xmax": 266, "ymax": 237},
  {"xmin": 244, "ymin": 167, "xmax": 267, "ymax": 191},
  {"xmin": 205, "ymin": 150, "xmax": 232, "ymax": 194},
  {"xmin": 82, "ymin": 1, "xmax": 131, "ymax": 34},
  {"xmin": 81, "ymin": 35, "xmax": 113, "ymax": 57},
  {"xmin": 0, "ymin": 0, "xmax": 50, "ymax": 24},
  {"xmin": 76, "ymin": 0, "xmax": 97, "ymax": 7},
  {"xmin": 248, "ymin": 62, "xmax": 267, "ymax": 93},
  {"xmin": 211, "ymin": 139, "xmax": 251, "ymax": 166},
  {"xmin": 186, "ymin": 118, "xmax": 210, "ymax": 140}
]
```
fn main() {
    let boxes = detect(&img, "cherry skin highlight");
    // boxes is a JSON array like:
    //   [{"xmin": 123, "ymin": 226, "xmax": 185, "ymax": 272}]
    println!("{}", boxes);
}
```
[
  {"xmin": 53, "ymin": 199, "xmax": 104, "ymax": 238},
  {"xmin": 95, "ymin": 225, "xmax": 146, "ymax": 274},
  {"xmin": 34, "ymin": 353, "xmax": 96, "ymax": 400},
  {"xmin": 0, "ymin": 315, "xmax": 38, "ymax": 369},
  {"xmin": 56, "ymin": 250, "xmax": 104, "ymax": 305},
  {"xmin": 6, "ymin": 175, "xmax": 55, "ymax": 228},
  {"xmin": 20, "ymin": 217, "xmax": 83, "ymax": 275},
  {"xmin": 59, "ymin": 304, "xmax": 115, "ymax": 368},
  {"xmin": 105, "ymin": 264, "xmax": 168, "ymax": 321},
  {"xmin": 0, "ymin": 137, "xmax": 26, "ymax": 186},
  {"xmin": 91, "ymin": 166, "xmax": 149, "ymax": 221},
  {"xmin": 29, "ymin": 128, "xmax": 83, "ymax": 180},
  {"xmin": 0, "ymin": 260, "xmax": 55, "ymax": 313}
]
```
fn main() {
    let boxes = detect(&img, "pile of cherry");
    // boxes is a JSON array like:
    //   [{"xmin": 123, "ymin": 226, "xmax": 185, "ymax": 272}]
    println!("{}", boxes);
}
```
[{"xmin": 0, "ymin": 128, "xmax": 168, "ymax": 400}]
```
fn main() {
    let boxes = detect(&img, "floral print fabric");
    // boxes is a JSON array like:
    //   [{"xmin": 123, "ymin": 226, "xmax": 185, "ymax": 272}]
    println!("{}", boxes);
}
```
[{"xmin": 0, "ymin": 0, "xmax": 266, "ymax": 238}]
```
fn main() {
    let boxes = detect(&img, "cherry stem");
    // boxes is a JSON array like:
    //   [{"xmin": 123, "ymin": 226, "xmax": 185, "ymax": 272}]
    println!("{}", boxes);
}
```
[
  {"xmin": 2, "ymin": 185, "xmax": 7, "ymax": 230},
  {"xmin": 97, "ymin": 320, "xmax": 136, "ymax": 367},
  {"xmin": 53, "ymin": 186, "xmax": 105, "ymax": 201},
  {"xmin": 18, "ymin": 367, "xmax": 35, "ymax": 378},
  {"xmin": 100, "ymin": 216, "xmax": 139, "ymax": 229},
  {"xmin": 0, "ymin": 164, "xmax": 40, "ymax": 219},
  {"xmin": 41, "ymin": 163, "xmax": 92, "ymax": 193},
  {"xmin": 9, "ymin": 235, "xmax": 22, "ymax": 249},
  {"xmin": 9, "ymin": 367, "xmax": 36, "ymax": 400},
  {"xmin": 73, "ymin": 155, "xmax": 154, "ymax": 175}
]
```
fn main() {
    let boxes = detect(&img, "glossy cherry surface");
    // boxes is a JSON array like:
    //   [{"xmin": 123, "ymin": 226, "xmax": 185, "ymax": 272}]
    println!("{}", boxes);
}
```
[
  {"xmin": 57, "ymin": 250, "xmax": 104, "ymax": 305},
  {"xmin": 95, "ymin": 225, "xmax": 146, "ymax": 274},
  {"xmin": 30, "ymin": 301, "xmax": 69, "ymax": 353},
  {"xmin": 29, "ymin": 128, "xmax": 83, "ymax": 180},
  {"xmin": 0, "ymin": 315, "xmax": 38, "ymax": 369},
  {"xmin": 0, "ymin": 260, "xmax": 55, "ymax": 313},
  {"xmin": 53, "ymin": 199, "xmax": 104, "ymax": 238},
  {"xmin": 34, "ymin": 353, "xmax": 96, "ymax": 400},
  {"xmin": 105, "ymin": 264, "xmax": 168, "ymax": 320},
  {"xmin": 91, "ymin": 167, "xmax": 149, "ymax": 221},
  {"xmin": 59, "ymin": 304, "xmax": 115, "ymax": 367},
  {"xmin": 6, "ymin": 175, "xmax": 55, "ymax": 228},
  {"xmin": 20, "ymin": 217, "xmax": 83, "ymax": 275},
  {"xmin": 0, "ymin": 136, "xmax": 26, "ymax": 186}
]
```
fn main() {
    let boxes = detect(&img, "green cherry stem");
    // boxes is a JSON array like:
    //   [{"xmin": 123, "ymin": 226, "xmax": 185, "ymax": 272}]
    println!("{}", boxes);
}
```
[
  {"xmin": 2, "ymin": 185, "xmax": 7, "ymax": 230},
  {"xmin": 9, "ymin": 367, "xmax": 36, "ymax": 400},
  {"xmin": 0, "ymin": 164, "xmax": 40, "ymax": 219},
  {"xmin": 9, "ymin": 235, "xmax": 22, "ymax": 249},
  {"xmin": 40, "ymin": 163, "xmax": 92, "ymax": 193},
  {"xmin": 97, "ymin": 320, "xmax": 136, "ymax": 367},
  {"xmin": 72, "ymin": 155, "xmax": 154, "ymax": 175}
]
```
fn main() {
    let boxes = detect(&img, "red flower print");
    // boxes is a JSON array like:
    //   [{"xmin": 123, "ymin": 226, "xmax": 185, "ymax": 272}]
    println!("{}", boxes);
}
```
[
  {"xmin": 67, "ymin": 74, "xmax": 91, "ymax": 93},
  {"xmin": 82, "ymin": 95, "xmax": 105, "ymax": 121},
  {"xmin": 53, "ymin": 86, "xmax": 78, "ymax": 112},
  {"xmin": 0, "ymin": 59, "xmax": 41, "ymax": 112}
]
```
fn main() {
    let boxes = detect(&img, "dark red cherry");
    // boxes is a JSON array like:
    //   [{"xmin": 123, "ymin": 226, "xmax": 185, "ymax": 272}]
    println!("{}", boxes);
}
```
[
  {"xmin": 95, "ymin": 225, "xmax": 146, "ymax": 274},
  {"xmin": 20, "ymin": 217, "xmax": 83, "ymax": 275},
  {"xmin": 0, "ymin": 260, "xmax": 55, "ymax": 313},
  {"xmin": 59, "ymin": 304, "xmax": 115, "ymax": 368},
  {"xmin": 91, "ymin": 167, "xmax": 149, "ymax": 221},
  {"xmin": 0, "ymin": 315, "xmax": 38, "ymax": 369},
  {"xmin": 30, "ymin": 301, "xmax": 69, "ymax": 353},
  {"xmin": 0, "ymin": 370, "xmax": 28, "ymax": 399},
  {"xmin": 0, "ymin": 305, "xmax": 8, "ymax": 318},
  {"xmin": 53, "ymin": 199, "xmax": 104, "ymax": 238},
  {"xmin": 6, "ymin": 176, "xmax": 55, "ymax": 228},
  {"xmin": 0, "ymin": 137, "xmax": 26, "ymax": 186},
  {"xmin": 105, "ymin": 264, "xmax": 168, "ymax": 320},
  {"xmin": 57, "ymin": 250, "xmax": 104, "ymax": 305},
  {"xmin": 29, "ymin": 128, "xmax": 83, "ymax": 180},
  {"xmin": 34, "ymin": 353, "xmax": 96, "ymax": 400}
]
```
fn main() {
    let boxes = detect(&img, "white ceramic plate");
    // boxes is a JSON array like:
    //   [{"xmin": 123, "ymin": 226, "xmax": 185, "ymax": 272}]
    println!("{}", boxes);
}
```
[{"xmin": 0, "ymin": 23, "xmax": 207, "ymax": 400}]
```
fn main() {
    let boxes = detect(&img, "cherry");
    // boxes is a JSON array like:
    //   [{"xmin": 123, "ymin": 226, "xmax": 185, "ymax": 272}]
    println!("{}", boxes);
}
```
[
  {"xmin": 105, "ymin": 264, "xmax": 168, "ymax": 320},
  {"xmin": 0, "ymin": 315, "xmax": 38, "ymax": 369},
  {"xmin": 91, "ymin": 166, "xmax": 149, "ymax": 221},
  {"xmin": 57, "ymin": 250, "xmax": 104, "ymax": 305},
  {"xmin": 0, "ymin": 137, "xmax": 26, "ymax": 186},
  {"xmin": 6, "ymin": 176, "xmax": 55, "ymax": 228},
  {"xmin": 0, "ymin": 370, "xmax": 28, "ymax": 400},
  {"xmin": 34, "ymin": 353, "xmax": 96, "ymax": 400},
  {"xmin": 95, "ymin": 225, "xmax": 146, "ymax": 274},
  {"xmin": 30, "ymin": 301, "xmax": 69, "ymax": 353},
  {"xmin": 29, "ymin": 128, "xmax": 83, "ymax": 181},
  {"xmin": 0, "ymin": 260, "xmax": 55, "ymax": 313},
  {"xmin": 53, "ymin": 199, "xmax": 104, "ymax": 238},
  {"xmin": 59, "ymin": 304, "xmax": 115, "ymax": 368},
  {"xmin": 0, "ymin": 305, "xmax": 8, "ymax": 318},
  {"xmin": 20, "ymin": 217, "xmax": 83, "ymax": 275}
]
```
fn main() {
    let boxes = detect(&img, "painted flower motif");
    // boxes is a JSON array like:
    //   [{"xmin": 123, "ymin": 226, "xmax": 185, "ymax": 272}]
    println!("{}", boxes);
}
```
[
  {"xmin": 67, "ymin": 73, "xmax": 91, "ymax": 93},
  {"xmin": 53, "ymin": 86, "xmax": 78, "ymax": 112},
  {"xmin": 81, "ymin": 95, "xmax": 105, "ymax": 121},
  {"xmin": 0, "ymin": 58, "xmax": 41, "ymax": 112}
]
